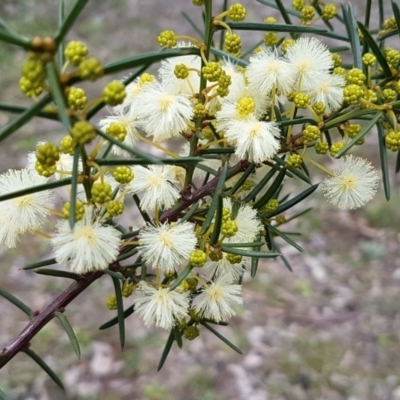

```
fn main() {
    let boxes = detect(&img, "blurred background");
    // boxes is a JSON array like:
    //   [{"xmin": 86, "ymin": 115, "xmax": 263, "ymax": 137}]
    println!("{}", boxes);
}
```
[{"xmin": 0, "ymin": 1, "xmax": 400, "ymax": 399}]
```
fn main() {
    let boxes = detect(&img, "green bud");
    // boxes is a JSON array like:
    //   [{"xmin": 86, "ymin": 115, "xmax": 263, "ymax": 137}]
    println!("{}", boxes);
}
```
[
  {"xmin": 64, "ymin": 41, "xmax": 88, "ymax": 66},
  {"xmin": 103, "ymin": 80, "xmax": 126, "ymax": 106},
  {"xmin": 71, "ymin": 121, "xmax": 96, "ymax": 145},
  {"xmin": 113, "ymin": 166, "xmax": 134, "ymax": 184},
  {"xmin": 79, "ymin": 57, "xmax": 104, "ymax": 81},
  {"xmin": 184, "ymin": 326, "xmax": 200, "ymax": 340},
  {"xmin": 36, "ymin": 142, "xmax": 60, "ymax": 167},
  {"xmin": 189, "ymin": 249, "xmax": 207, "ymax": 267},
  {"xmin": 227, "ymin": 3, "xmax": 246, "ymax": 21},
  {"xmin": 106, "ymin": 294, "xmax": 117, "ymax": 310},
  {"xmin": 221, "ymin": 219, "xmax": 238, "ymax": 238},
  {"xmin": 91, "ymin": 182, "xmax": 112, "ymax": 204}
]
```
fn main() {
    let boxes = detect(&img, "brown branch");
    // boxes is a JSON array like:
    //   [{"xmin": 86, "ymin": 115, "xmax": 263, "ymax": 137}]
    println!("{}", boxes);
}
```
[
  {"xmin": 0, "ymin": 270, "xmax": 103, "ymax": 369},
  {"xmin": 0, "ymin": 160, "xmax": 248, "ymax": 370}
]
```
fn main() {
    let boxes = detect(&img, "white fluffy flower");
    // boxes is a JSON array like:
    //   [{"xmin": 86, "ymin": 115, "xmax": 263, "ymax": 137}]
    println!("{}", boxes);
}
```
[
  {"xmin": 158, "ymin": 41, "xmax": 201, "ymax": 95},
  {"xmin": 284, "ymin": 37, "xmax": 333, "ymax": 87},
  {"xmin": 114, "ymin": 75, "xmax": 148, "ymax": 115},
  {"xmin": 133, "ymin": 281, "xmax": 189, "ymax": 330},
  {"xmin": 204, "ymin": 253, "xmax": 245, "ymax": 283},
  {"xmin": 321, "ymin": 155, "xmax": 380, "ymax": 210},
  {"xmin": 137, "ymin": 221, "xmax": 197, "ymax": 272},
  {"xmin": 224, "ymin": 118, "xmax": 281, "ymax": 163},
  {"xmin": 247, "ymin": 47, "xmax": 295, "ymax": 95},
  {"xmin": 126, "ymin": 165, "xmax": 181, "ymax": 212},
  {"xmin": 118, "ymin": 81, "xmax": 141, "ymax": 111},
  {"xmin": 51, "ymin": 205, "xmax": 121, "ymax": 274},
  {"xmin": 194, "ymin": 275, "xmax": 243, "ymax": 322},
  {"xmin": 132, "ymin": 80, "xmax": 193, "ymax": 142},
  {"xmin": 305, "ymin": 72, "xmax": 345, "ymax": 114},
  {"xmin": 216, "ymin": 97, "xmax": 268, "ymax": 133},
  {"xmin": 0, "ymin": 169, "xmax": 54, "ymax": 248},
  {"xmin": 53, "ymin": 153, "xmax": 75, "ymax": 179},
  {"xmin": 218, "ymin": 60, "xmax": 272, "ymax": 111},
  {"xmin": 223, "ymin": 198, "xmax": 262, "ymax": 245},
  {"xmin": 98, "ymin": 108, "xmax": 139, "ymax": 157}
]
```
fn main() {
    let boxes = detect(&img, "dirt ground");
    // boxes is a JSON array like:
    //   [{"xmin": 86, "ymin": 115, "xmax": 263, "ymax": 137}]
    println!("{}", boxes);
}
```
[{"xmin": 1, "ymin": 1, "xmax": 400, "ymax": 399}]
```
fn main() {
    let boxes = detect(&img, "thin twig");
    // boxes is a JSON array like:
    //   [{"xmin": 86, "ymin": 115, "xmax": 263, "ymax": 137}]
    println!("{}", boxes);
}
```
[{"xmin": 0, "ymin": 270, "xmax": 103, "ymax": 369}]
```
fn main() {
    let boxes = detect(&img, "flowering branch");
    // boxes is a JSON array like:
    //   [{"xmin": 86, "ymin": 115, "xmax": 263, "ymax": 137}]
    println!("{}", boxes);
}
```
[
  {"xmin": 0, "ymin": 0, "xmax": 399, "ymax": 389},
  {"xmin": 0, "ymin": 158, "xmax": 247, "ymax": 370}
]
